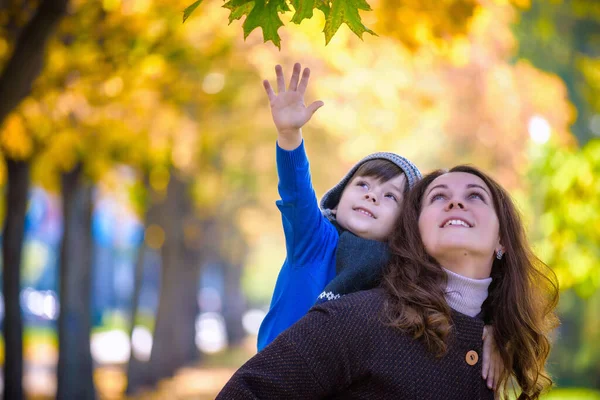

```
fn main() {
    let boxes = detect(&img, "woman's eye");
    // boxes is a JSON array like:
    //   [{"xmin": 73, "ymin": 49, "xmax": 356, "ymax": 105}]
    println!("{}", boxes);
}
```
[
  {"xmin": 468, "ymin": 192, "xmax": 484, "ymax": 201},
  {"xmin": 430, "ymin": 193, "xmax": 446, "ymax": 202}
]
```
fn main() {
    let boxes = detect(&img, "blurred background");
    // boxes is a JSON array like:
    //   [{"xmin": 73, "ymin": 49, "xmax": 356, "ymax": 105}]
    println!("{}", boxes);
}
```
[{"xmin": 0, "ymin": 0, "xmax": 598, "ymax": 398}]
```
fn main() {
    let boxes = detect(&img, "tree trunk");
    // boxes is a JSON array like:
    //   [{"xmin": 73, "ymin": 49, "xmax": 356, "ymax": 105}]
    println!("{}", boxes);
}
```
[
  {"xmin": 125, "ymin": 175, "xmax": 155, "ymax": 395},
  {"xmin": 1, "ymin": 158, "xmax": 30, "ymax": 400},
  {"xmin": 221, "ymin": 260, "xmax": 246, "ymax": 347},
  {"xmin": 0, "ymin": 0, "xmax": 69, "ymax": 125},
  {"xmin": 56, "ymin": 164, "xmax": 96, "ymax": 400},
  {"xmin": 147, "ymin": 170, "xmax": 201, "ymax": 384},
  {"xmin": 220, "ymin": 223, "xmax": 248, "ymax": 347}
]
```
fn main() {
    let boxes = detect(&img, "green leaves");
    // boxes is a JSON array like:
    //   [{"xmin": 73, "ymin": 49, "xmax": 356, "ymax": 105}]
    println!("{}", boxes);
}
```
[
  {"xmin": 241, "ymin": 0, "xmax": 286, "ymax": 49},
  {"xmin": 290, "ymin": 0, "xmax": 314, "ymax": 24},
  {"xmin": 528, "ymin": 139, "xmax": 600, "ymax": 297},
  {"xmin": 182, "ymin": 0, "xmax": 203, "ymax": 23},
  {"xmin": 223, "ymin": 0, "xmax": 255, "ymax": 23},
  {"xmin": 184, "ymin": 0, "xmax": 376, "ymax": 47},
  {"xmin": 324, "ymin": 0, "xmax": 375, "ymax": 44}
]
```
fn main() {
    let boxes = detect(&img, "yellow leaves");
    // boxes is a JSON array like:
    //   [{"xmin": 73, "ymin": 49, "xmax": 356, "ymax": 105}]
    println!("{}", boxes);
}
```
[
  {"xmin": 102, "ymin": 0, "xmax": 121, "ymax": 12},
  {"xmin": 149, "ymin": 165, "xmax": 170, "ymax": 192},
  {"xmin": 192, "ymin": 170, "xmax": 221, "ymax": 210},
  {"xmin": 145, "ymin": 224, "xmax": 165, "ymax": 249},
  {"xmin": 46, "ymin": 130, "xmax": 82, "ymax": 172},
  {"xmin": 172, "ymin": 119, "xmax": 198, "ymax": 173},
  {"xmin": 510, "ymin": 0, "xmax": 531, "ymax": 8},
  {"xmin": 46, "ymin": 43, "xmax": 68, "ymax": 76},
  {"xmin": 202, "ymin": 72, "xmax": 226, "ymax": 94},
  {"xmin": 448, "ymin": 36, "xmax": 471, "ymax": 67},
  {"xmin": 103, "ymin": 76, "xmax": 124, "ymax": 97},
  {"xmin": 141, "ymin": 54, "xmax": 165, "ymax": 78},
  {"xmin": 122, "ymin": 0, "xmax": 151, "ymax": 16},
  {"xmin": 0, "ymin": 36, "xmax": 9, "ymax": 59},
  {"xmin": 1, "ymin": 114, "xmax": 34, "ymax": 160},
  {"xmin": 0, "ymin": 156, "xmax": 6, "ymax": 187},
  {"xmin": 375, "ymin": 0, "xmax": 477, "ymax": 50}
]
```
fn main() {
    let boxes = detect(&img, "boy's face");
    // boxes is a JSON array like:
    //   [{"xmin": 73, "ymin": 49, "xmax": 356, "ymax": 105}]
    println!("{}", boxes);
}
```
[{"xmin": 334, "ymin": 174, "xmax": 406, "ymax": 241}]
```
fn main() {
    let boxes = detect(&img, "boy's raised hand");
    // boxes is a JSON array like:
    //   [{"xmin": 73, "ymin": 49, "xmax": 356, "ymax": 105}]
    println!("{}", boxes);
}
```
[{"xmin": 263, "ymin": 63, "xmax": 324, "ymax": 150}]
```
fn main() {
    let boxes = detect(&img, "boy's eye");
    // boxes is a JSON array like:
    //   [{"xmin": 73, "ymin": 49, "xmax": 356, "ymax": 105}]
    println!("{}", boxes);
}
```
[
  {"xmin": 385, "ymin": 193, "xmax": 398, "ymax": 202},
  {"xmin": 356, "ymin": 180, "xmax": 369, "ymax": 189}
]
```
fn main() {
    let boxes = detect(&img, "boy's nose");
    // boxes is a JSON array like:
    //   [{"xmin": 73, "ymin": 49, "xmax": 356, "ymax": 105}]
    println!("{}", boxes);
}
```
[{"xmin": 364, "ymin": 193, "xmax": 378, "ymax": 203}]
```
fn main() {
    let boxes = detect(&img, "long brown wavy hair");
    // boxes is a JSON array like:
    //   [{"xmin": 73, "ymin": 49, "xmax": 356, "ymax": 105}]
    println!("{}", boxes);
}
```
[{"xmin": 382, "ymin": 165, "xmax": 559, "ymax": 400}]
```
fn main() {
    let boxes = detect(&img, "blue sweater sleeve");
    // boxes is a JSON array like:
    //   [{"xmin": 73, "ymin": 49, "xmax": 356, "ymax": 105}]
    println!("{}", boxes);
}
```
[
  {"xmin": 275, "ymin": 141, "xmax": 337, "ymax": 265},
  {"xmin": 257, "ymin": 141, "xmax": 339, "ymax": 351}
]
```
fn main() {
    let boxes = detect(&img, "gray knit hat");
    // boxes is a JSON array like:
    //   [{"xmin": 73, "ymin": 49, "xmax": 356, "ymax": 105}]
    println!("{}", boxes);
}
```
[{"xmin": 320, "ymin": 152, "xmax": 422, "ymax": 219}]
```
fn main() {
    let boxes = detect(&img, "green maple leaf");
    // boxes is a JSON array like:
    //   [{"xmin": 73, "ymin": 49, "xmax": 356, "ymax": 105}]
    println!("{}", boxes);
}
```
[
  {"xmin": 314, "ymin": 0, "xmax": 330, "ymax": 15},
  {"xmin": 223, "ymin": 0, "xmax": 255, "ymax": 23},
  {"xmin": 290, "ymin": 0, "xmax": 314, "ymax": 24},
  {"xmin": 242, "ymin": 0, "xmax": 286, "ymax": 49},
  {"xmin": 182, "ymin": 0, "xmax": 204, "ymax": 23},
  {"xmin": 324, "ymin": 0, "xmax": 376, "ymax": 44}
]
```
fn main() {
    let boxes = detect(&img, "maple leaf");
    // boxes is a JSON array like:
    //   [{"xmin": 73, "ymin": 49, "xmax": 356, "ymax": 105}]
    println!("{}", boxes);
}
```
[
  {"xmin": 290, "ymin": 0, "xmax": 314, "ymax": 24},
  {"xmin": 242, "ymin": 0, "xmax": 286, "ymax": 49},
  {"xmin": 223, "ymin": 0, "xmax": 255, "ymax": 23},
  {"xmin": 324, "ymin": 0, "xmax": 376, "ymax": 44},
  {"xmin": 182, "ymin": 0, "xmax": 203, "ymax": 23}
]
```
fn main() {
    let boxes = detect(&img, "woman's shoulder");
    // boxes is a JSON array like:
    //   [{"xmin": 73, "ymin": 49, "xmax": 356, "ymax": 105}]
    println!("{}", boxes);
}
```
[{"xmin": 310, "ymin": 288, "xmax": 387, "ymax": 321}]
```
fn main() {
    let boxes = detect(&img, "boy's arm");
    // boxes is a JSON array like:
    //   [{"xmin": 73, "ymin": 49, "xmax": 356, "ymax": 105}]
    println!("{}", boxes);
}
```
[
  {"xmin": 257, "ymin": 63, "xmax": 333, "ymax": 350},
  {"xmin": 264, "ymin": 62, "xmax": 328, "ymax": 264}
]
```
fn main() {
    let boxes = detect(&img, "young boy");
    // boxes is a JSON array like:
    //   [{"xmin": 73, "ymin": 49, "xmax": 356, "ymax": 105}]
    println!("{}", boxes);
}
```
[
  {"xmin": 258, "ymin": 63, "xmax": 502, "ymax": 389},
  {"xmin": 257, "ymin": 62, "xmax": 420, "ymax": 349}
]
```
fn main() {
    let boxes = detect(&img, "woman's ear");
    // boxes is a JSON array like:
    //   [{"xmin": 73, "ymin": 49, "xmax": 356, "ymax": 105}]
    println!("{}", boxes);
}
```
[
  {"xmin": 495, "ymin": 243, "xmax": 506, "ymax": 260},
  {"xmin": 495, "ymin": 236, "xmax": 504, "ymax": 253}
]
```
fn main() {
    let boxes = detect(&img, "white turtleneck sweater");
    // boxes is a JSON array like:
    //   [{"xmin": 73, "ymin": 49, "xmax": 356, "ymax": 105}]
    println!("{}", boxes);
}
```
[{"xmin": 443, "ymin": 268, "xmax": 492, "ymax": 317}]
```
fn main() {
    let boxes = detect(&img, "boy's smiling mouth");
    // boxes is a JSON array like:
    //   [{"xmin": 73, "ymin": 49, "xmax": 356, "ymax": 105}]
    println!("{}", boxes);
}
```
[{"xmin": 354, "ymin": 207, "xmax": 376, "ymax": 219}]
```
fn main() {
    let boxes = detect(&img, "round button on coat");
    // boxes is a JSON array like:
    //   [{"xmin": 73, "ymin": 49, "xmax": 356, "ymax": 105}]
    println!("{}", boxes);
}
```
[{"xmin": 465, "ymin": 350, "xmax": 479, "ymax": 366}]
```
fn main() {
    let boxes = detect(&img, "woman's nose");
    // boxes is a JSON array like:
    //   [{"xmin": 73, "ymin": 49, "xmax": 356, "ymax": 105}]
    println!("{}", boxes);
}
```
[{"xmin": 446, "ymin": 200, "xmax": 465, "ymax": 210}]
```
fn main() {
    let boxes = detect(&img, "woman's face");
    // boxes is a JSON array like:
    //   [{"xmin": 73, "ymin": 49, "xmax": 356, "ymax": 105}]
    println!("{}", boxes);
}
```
[{"xmin": 418, "ymin": 172, "xmax": 502, "ymax": 275}]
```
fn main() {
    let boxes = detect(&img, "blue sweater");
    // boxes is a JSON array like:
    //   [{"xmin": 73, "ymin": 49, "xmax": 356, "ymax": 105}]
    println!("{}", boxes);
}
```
[{"xmin": 257, "ymin": 141, "xmax": 339, "ymax": 351}]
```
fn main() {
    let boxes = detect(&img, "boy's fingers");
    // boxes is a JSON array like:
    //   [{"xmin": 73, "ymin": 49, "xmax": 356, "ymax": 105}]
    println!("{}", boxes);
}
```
[
  {"xmin": 495, "ymin": 359, "xmax": 502, "ymax": 390},
  {"xmin": 275, "ymin": 65, "xmax": 285, "ymax": 94},
  {"xmin": 489, "ymin": 360, "xmax": 499, "ymax": 390},
  {"xmin": 297, "ymin": 67, "xmax": 311, "ymax": 94},
  {"xmin": 482, "ymin": 341, "xmax": 490, "ymax": 378},
  {"xmin": 288, "ymin": 62, "xmax": 301, "ymax": 91},
  {"xmin": 307, "ymin": 100, "xmax": 324, "ymax": 116},
  {"xmin": 482, "ymin": 358, "xmax": 489, "ymax": 379},
  {"xmin": 263, "ymin": 80, "xmax": 276, "ymax": 102}
]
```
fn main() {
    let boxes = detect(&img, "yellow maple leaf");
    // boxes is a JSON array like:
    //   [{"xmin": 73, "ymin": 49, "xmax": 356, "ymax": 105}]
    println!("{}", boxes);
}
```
[{"xmin": 0, "ymin": 114, "xmax": 34, "ymax": 160}]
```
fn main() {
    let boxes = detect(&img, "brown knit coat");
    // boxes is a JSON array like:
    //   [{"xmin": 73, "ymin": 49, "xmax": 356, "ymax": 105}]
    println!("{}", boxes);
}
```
[{"xmin": 217, "ymin": 288, "xmax": 494, "ymax": 399}]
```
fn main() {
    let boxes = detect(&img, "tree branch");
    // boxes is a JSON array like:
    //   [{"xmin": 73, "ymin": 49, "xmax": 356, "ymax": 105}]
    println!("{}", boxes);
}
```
[{"xmin": 0, "ymin": 0, "xmax": 69, "ymax": 125}]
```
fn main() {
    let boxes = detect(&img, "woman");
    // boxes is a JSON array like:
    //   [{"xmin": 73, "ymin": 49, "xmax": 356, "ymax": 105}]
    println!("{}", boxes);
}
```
[{"xmin": 217, "ymin": 165, "xmax": 559, "ymax": 400}]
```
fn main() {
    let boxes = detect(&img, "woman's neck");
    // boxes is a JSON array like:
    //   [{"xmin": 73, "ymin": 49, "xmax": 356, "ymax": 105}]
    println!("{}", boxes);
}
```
[
  {"xmin": 435, "ymin": 252, "xmax": 493, "ymax": 280},
  {"xmin": 443, "ymin": 267, "xmax": 492, "ymax": 317}
]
